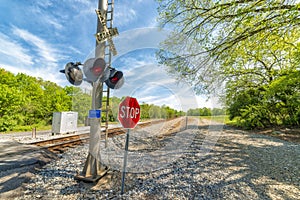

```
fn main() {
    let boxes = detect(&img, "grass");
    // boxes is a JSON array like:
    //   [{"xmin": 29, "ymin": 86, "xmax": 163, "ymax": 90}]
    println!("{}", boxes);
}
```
[
  {"xmin": 0, "ymin": 124, "xmax": 53, "ymax": 134},
  {"xmin": 199, "ymin": 115, "xmax": 237, "ymax": 125}
]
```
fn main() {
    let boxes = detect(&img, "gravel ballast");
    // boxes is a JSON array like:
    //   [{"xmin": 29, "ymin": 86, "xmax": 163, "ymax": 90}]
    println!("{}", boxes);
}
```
[{"xmin": 2, "ymin": 119, "xmax": 299, "ymax": 199}]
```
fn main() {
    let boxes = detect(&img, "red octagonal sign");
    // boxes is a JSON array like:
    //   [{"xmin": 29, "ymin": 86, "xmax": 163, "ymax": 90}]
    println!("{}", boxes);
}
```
[{"xmin": 118, "ymin": 96, "xmax": 140, "ymax": 129}]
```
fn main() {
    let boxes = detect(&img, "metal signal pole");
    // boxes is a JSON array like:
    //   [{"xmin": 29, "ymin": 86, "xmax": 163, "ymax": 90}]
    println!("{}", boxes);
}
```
[{"xmin": 75, "ymin": 0, "xmax": 108, "ymax": 182}]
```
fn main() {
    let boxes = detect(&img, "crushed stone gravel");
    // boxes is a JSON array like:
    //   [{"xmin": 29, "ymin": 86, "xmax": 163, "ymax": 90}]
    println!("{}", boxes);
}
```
[{"xmin": 2, "ymin": 118, "xmax": 299, "ymax": 199}]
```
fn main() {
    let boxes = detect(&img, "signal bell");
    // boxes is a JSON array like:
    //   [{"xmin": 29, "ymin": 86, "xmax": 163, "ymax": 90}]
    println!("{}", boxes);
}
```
[
  {"xmin": 59, "ymin": 62, "xmax": 83, "ymax": 86},
  {"xmin": 105, "ymin": 68, "xmax": 124, "ymax": 89}
]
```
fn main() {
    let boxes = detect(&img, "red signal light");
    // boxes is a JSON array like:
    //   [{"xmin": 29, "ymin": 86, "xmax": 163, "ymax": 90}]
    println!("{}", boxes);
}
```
[
  {"xmin": 111, "ymin": 76, "xmax": 119, "ymax": 83},
  {"xmin": 105, "ymin": 69, "xmax": 124, "ymax": 89},
  {"xmin": 83, "ymin": 58, "xmax": 106, "ymax": 82},
  {"xmin": 91, "ymin": 66, "xmax": 103, "ymax": 76}
]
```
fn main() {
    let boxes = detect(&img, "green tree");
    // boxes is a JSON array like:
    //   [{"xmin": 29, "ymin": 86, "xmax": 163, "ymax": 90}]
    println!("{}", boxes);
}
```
[
  {"xmin": 149, "ymin": 105, "xmax": 162, "ymax": 119},
  {"xmin": 15, "ymin": 73, "xmax": 45, "ymax": 125},
  {"xmin": 157, "ymin": 0, "xmax": 300, "ymax": 128},
  {"xmin": 211, "ymin": 108, "xmax": 226, "ymax": 115},
  {"xmin": 66, "ymin": 86, "xmax": 92, "ymax": 125},
  {"xmin": 0, "ymin": 84, "xmax": 23, "ymax": 131},
  {"xmin": 157, "ymin": 0, "xmax": 300, "ymax": 92},
  {"xmin": 41, "ymin": 81, "xmax": 72, "ymax": 124},
  {"xmin": 140, "ymin": 103, "xmax": 150, "ymax": 119},
  {"xmin": 266, "ymin": 71, "xmax": 300, "ymax": 125}
]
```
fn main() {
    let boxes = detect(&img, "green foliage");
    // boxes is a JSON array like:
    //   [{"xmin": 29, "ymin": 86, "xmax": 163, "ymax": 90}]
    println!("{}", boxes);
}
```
[
  {"xmin": 0, "ymin": 115, "xmax": 17, "ymax": 132},
  {"xmin": 187, "ymin": 107, "xmax": 225, "ymax": 116},
  {"xmin": 157, "ymin": 0, "xmax": 300, "ymax": 60},
  {"xmin": 127, "ymin": 102, "xmax": 183, "ymax": 120},
  {"xmin": 227, "ymin": 71, "xmax": 300, "ymax": 128},
  {"xmin": 67, "ymin": 86, "xmax": 91, "ymax": 125},
  {"xmin": 157, "ymin": 0, "xmax": 300, "ymax": 129},
  {"xmin": 0, "ymin": 68, "xmax": 75, "ymax": 132},
  {"xmin": 102, "ymin": 96, "xmax": 121, "ymax": 122},
  {"xmin": 200, "ymin": 115, "xmax": 232, "ymax": 124},
  {"xmin": 41, "ymin": 81, "xmax": 72, "ymax": 123},
  {"xmin": 0, "ymin": 67, "xmax": 186, "ymax": 132},
  {"xmin": 266, "ymin": 71, "xmax": 300, "ymax": 126}
]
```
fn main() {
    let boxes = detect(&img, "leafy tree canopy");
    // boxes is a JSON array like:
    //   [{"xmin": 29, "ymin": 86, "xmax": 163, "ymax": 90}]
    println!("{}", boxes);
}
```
[
  {"xmin": 157, "ymin": 0, "xmax": 300, "ymax": 93},
  {"xmin": 157, "ymin": 0, "xmax": 300, "ymax": 128}
]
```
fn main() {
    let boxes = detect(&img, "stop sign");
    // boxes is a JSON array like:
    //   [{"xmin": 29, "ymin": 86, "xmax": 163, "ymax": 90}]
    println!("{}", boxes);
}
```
[{"xmin": 118, "ymin": 96, "xmax": 140, "ymax": 129}]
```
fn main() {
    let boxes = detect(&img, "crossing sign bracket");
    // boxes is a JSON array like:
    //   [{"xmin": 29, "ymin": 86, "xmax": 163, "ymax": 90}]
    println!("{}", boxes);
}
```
[{"xmin": 95, "ymin": 9, "xmax": 118, "ymax": 55}]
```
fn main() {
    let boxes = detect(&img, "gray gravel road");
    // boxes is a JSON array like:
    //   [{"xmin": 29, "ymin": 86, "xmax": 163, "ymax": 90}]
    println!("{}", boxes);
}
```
[{"xmin": 2, "ymin": 118, "xmax": 299, "ymax": 199}]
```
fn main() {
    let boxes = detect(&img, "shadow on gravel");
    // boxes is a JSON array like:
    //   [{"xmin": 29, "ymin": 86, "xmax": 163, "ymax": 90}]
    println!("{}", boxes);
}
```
[
  {"xmin": 0, "ymin": 160, "xmax": 50, "ymax": 199},
  {"xmin": 0, "ymin": 142, "xmax": 57, "ymax": 198},
  {"xmin": 0, "ymin": 168, "xmax": 33, "ymax": 197},
  {"xmin": 122, "ymin": 124, "xmax": 300, "ymax": 199},
  {"xmin": 8, "ymin": 123, "xmax": 298, "ymax": 199}
]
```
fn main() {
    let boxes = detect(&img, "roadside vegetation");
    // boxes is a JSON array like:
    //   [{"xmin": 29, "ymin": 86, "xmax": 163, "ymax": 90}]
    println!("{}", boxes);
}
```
[
  {"xmin": 0, "ymin": 68, "xmax": 183, "ymax": 132},
  {"xmin": 198, "ymin": 115, "xmax": 236, "ymax": 125},
  {"xmin": 156, "ymin": 0, "xmax": 300, "ymax": 129},
  {"xmin": 186, "ymin": 107, "xmax": 236, "ymax": 125},
  {"xmin": 2, "ymin": 0, "xmax": 300, "ymax": 133}
]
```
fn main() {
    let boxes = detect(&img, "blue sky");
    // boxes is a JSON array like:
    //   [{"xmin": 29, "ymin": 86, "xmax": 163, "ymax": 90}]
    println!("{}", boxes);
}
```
[{"xmin": 0, "ymin": 0, "xmax": 218, "ymax": 110}]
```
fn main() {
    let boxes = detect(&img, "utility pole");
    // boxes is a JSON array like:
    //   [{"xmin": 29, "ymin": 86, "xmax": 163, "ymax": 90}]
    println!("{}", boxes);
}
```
[
  {"xmin": 75, "ymin": 0, "xmax": 108, "ymax": 182},
  {"xmin": 60, "ymin": 0, "xmax": 120, "ymax": 182}
]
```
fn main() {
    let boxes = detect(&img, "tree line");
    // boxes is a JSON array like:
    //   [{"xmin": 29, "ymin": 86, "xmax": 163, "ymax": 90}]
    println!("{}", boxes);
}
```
[
  {"xmin": 0, "ymin": 68, "xmax": 184, "ymax": 132},
  {"xmin": 0, "ymin": 68, "xmax": 72, "ymax": 132},
  {"xmin": 100, "ymin": 97, "xmax": 185, "ymax": 123},
  {"xmin": 187, "ymin": 107, "xmax": 226, "ymax": 116}
]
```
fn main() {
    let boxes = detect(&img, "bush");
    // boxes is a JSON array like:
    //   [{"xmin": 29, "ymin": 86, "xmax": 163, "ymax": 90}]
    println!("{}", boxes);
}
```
[{"xmin": 0, "ymin": 116, "xmax": 17, "ymax": 132}]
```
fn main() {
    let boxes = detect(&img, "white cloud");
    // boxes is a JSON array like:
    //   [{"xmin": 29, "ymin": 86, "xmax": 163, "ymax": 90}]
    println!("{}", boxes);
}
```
[
  {"xmin": 110, "ymin": 61, "xmax": 199, "ymax": 111},
  {"xmin": 111, "ymin": 27, "xmax": 224, "ymax": 109},
  {"xmin": 35, "ymin": 0, "xmax": 53, "ymax": 8},
  {"xmin": 67, "ymin": 46, "xmax": 84, "ymax": 55},
  {"xmin": 1, "ymin": 64, "xmax": 29, "ymax": 76},
  {"xmin": 113, "ymin": 28, "xmax": 170, "ymax": 58},
  {"xmin": 28, "ymin": 1, "xmax": 64, "ymax": 31},
  {"xmin": 108, "ymin": 28, "xmax": 199, "ymax": 110},
  {"xmin": 113, "ymin": 0, "xmax": 159, "ymax": 28},
  {"xmin": 1, "ymin": 63, "xmax": 64, "ymax": 85},
  {"xmin": 114, "ymin": 6, "xmax": 137, "ymax": 27},
  {"xmin": 43, "ymin": 15, "xmax": 64, "ymax": 30},
  {"xmin": 12, "ymin": 27, "xmax": 58, "ymax": 63},
  {"xmin": 0, "ymin": 32, "xmax": 33, "ymax": 66},
  {"xmin": 0, "ymin": 26, "xmax": 70, "ymax": 84},
  {"xmin": 147, "ymin": 17, "xmax": 159, "ymax": 28},
  {"xmin": 140, "ymin": 93, "xmax": 180, "ymax": 107},
  {"xmin": 69, "ymin": 0, "xmax": 95, "ymax": 16}
]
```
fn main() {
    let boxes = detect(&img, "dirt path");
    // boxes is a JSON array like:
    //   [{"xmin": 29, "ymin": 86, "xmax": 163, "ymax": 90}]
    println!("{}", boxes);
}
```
[
  {"xmin": 94, "ymin": 118, "xmax": 300, "ymax": 199},
  {"xmin": 1, "ymin": 117, "xmax": 299, "ymax": 199}
]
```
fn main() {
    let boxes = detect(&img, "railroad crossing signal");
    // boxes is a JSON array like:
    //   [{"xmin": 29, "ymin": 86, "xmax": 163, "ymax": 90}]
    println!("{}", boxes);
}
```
[
  {"xmin": 73, "ymin": 0, "xmax": 120, "ymax": 184},
  {"xmin": 60, "ymin": 7, "xmax": 123, "ymax": 88},
  {"xmin": 105, "ymin": 68, "xmax": 124, "ymax": 89},
  {"xmin": 60, "ymin": 58, "xmax": 124, "ymax": 89},
  {"xmin": 95, "ymin": 9, "xmax": 118, "ymax": 56},
  {"xmin": 95, "ymin": 28, "xmax": 118, "ymax": 42},
  {"xmin": 83, "ymin": 58, "xmax": 108, "ymax": 83},
  {"xmin": 118, "ymin": 97, "xmax": 140, "ymax": 129},
  {"xmin": 59, "ymin": 62, "xmax": 83, "ymax": 86}
]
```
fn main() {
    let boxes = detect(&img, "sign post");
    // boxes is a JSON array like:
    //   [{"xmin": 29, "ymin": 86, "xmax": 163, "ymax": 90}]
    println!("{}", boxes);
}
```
[
  {"xmin": 121, "ymin": 129, "xmax": 130, "ymax": 195},
  {"xmin": 118, "ymin": 96, "xmax": 140, "ymax": 195}
]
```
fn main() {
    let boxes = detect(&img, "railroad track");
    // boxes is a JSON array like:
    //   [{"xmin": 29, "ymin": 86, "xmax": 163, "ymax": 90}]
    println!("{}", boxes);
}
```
[
  {"xmin": 29, "ymin": 119, "xmax": 173, "ymax": 153},
  {"xmin": 29, "ymin": 132, "xmax": 89, "ymax": 153},
  {"xmin": 29, "ymin": 128, "xmax": 125, "ymax": 153}
]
